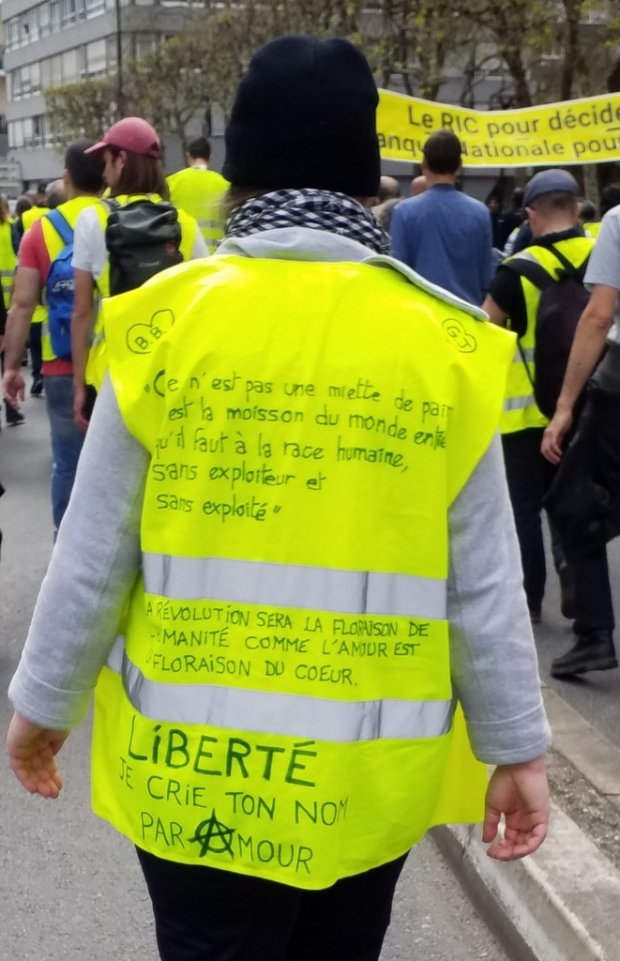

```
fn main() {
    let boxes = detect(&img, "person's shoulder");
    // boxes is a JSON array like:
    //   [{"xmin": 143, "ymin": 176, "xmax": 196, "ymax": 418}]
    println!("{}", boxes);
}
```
[
  {"xmin": 457, "ymin": 192, "xmax": 488, "ymax": 215},
  {"xmin": 23, "ymin": 216, "xmax": 44, "ymax": 242},
  {"xmin": 392, "ymin": 196, "xmax": 421, "ymax": 220},
  {"xmin": 600, "ymin": 204, "xmax": 620, "ymax": 236},
  {"xmin": 75, "ymin": 202, "xmax": 106, "ymax": 229},
  {"xmin": 206, "ymin": 169, "xmax": 227, "ymax": 186},
  {"xmin": 17, "ymin": 218, "xmax": 44, "ymax": 264}
]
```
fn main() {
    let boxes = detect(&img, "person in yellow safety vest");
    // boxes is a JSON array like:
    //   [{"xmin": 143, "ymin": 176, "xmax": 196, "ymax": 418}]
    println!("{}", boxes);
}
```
[
  {"xmin": 0, "ymin": 194, "xmax": 17, "ymax": 307},
  {"xmin": 19, "ymin": 189, "xmax": 49, "ymax": 397},
  {"xmin": 483, "ymin": 170, "xmax": 614, "ymax": 664},
  {"xmin": 1, "ymin": 141, "xmax": 105, "ymax": 535},
  {"xmin": 21, "ymin": 182, "xmax": 48, "ymax": 233},
  {"xmin": 0, "ymin": 196, "xmax": 26, "ymax": 425},
  {"xmin": 167, "ymin": 136, "xmax": 228, "ymax": 254},
  {"xmin": 6, "ymin": 37, "xmax": 550, "ymax": 961},
  {"xmin": 70, "ymin": 116, "xmax": 207, "ymax": 432}
]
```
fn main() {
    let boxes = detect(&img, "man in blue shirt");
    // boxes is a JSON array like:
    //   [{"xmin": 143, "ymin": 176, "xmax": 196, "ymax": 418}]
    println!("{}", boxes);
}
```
[{"xmin": 391, "ymin": 130, "xmax": 494, "ymax": 305}]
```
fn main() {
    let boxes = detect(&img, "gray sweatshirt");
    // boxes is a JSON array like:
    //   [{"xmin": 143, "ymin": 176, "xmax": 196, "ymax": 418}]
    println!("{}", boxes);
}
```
[{"xmin": 8, "ymin": 228, "xmax": 549, "ymax": 765}]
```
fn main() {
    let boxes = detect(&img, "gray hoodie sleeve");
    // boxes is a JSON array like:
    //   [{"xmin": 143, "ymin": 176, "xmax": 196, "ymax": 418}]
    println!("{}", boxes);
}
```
[
  {"xmin": 448, "ymin": 434, "xmax": 550, "ymax": 764},
  {"xmin": 9, "ymin": 383, "xmax": 549, "ymax": 764},
  {"xmin": 8, "ymin": 376, "xmax": 148, "ymax": 729}
]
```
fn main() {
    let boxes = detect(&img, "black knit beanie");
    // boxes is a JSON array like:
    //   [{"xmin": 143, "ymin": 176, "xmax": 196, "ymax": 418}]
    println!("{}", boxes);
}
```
[{"xmin": 223, "ymin": 36, "xmax": 380, "ymax": 197}]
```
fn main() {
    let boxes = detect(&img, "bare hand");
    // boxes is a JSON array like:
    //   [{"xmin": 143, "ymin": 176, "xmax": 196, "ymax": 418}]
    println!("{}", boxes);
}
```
[
  {"xmin": 541, "ymin": 408, "xmax": 573, "ymax": 465},
  {"xmin": 73, "ymin": 382, "xmax": 89, "ymax": 432},
  {"xmin": 2, "ymin": 368, "xmax": 26, "ymax": 408},
  {"xmin": 483, "ymin": 756, "xmax": 549, "ymax": 860},
  {"xmin": 6, "ymin": 712, "xmax": 68, "ymax": 799}
]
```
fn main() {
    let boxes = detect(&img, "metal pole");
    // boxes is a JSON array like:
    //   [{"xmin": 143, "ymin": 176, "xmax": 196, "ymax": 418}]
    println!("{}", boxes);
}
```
[{"xmin": 114, "ymin": 0, "xmax": 124, "ymax": 117}]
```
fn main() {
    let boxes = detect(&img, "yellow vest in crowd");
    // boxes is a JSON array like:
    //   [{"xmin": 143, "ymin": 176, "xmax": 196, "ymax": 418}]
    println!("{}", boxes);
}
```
[
  {"xmin": 85, "ymin": 194, "xmax": 200, "ymax": 389},
  {"xmin": 40, "ymin": 196, "xmax": 101, "ymax": 362},
  {"xmin": 583, "ymin": 221, "xmax": 601, "ymax": 240},
  {"xmin": 21, "ymin": 207, "xmax": 47, "ymax": 325},
  {"xmin": 0, "ymin": 220, "xmax": 17, "ymax": 307},
  {"xmin": 94, "ymin": 255, "xmax": 514, "ymax": 889},
  {"xmin": 500, "ymin": 236, "xmax": 594, "ymax": 434},
  {"xmin": 21, "ymin": 205, "xmax": 46, "ymax": 233},
  {"xmin": 167, "ymin": 166, "xmax": 228, "ymax": 254}
]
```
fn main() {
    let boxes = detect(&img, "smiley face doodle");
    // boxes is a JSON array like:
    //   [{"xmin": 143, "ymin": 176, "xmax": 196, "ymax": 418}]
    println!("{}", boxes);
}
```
[
  {"xmin": 126, "ymin": 309, "xmax": 175, "ymax": 355},
  {"xmin": 442, "ymin": 317, "xmax": 478, "ymax": 353}
]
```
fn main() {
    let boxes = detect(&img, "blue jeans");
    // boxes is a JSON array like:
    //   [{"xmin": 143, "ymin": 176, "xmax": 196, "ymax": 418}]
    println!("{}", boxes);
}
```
[{"xmin": 44, "ymin": 375, "xmax": 85, "ymax": 534}]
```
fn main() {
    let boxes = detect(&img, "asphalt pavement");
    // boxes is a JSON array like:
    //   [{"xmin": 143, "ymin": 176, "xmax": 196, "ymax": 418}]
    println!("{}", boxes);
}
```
[{"xmin": 0, "ymin": 393, "xmax": 512, "ymax": 960}]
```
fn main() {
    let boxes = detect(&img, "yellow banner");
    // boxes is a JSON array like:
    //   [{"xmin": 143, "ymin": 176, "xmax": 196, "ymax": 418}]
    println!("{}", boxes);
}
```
[{"xmin": 378, "ymin": 90, "xmax": 620, "ymax": 167}]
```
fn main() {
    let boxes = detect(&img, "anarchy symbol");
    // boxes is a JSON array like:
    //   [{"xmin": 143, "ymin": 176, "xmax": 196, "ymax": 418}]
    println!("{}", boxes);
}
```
[{"xmin": 189, "ymin": 810, "xmax": 236, "ymax": 859}]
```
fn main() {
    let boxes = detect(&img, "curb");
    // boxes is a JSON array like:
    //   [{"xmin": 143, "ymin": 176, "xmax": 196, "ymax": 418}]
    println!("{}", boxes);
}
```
[{"xmin": 432, "ymin": 687, "xmax": 620, "ymax": 961}]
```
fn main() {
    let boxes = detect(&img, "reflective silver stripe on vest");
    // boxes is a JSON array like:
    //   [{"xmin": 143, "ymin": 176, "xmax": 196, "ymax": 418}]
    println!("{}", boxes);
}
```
[
  {"xmin": 142, "ymin": 554, "xmax": 447, "ymax": 620},
  {"xmin": 114, "ymin": 650, "xmax": 454, "ymax": 740},
  {"xmin": 198, "ymin": 219, "xmax": 221, "ymax": 230},
  {"xmin": 516, "ymin": 347, "xmax": 535, "ymax": 363},
  {"xmin": 504, "ymin": 394, "xmax": 537, "ymax": 412}
]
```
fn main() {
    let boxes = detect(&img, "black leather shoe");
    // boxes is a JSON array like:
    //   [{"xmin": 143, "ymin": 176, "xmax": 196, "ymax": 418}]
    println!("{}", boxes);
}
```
[
  {"xmin": 550, "ymin": 631, "xmax": 617, "ymax": 678},
  {"xmin": 4, "ymin": 401, "xmax": 24, "ymax": 427},
  {"xmin": 30, "ymin": 376, "xmax": 44, "ymax": 397}
]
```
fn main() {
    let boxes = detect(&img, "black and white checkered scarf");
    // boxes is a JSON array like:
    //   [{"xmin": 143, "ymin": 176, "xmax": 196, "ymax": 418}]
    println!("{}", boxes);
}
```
[{"xmin": 225, "ymin": 188, "xmax": 391, "ymax": 255}]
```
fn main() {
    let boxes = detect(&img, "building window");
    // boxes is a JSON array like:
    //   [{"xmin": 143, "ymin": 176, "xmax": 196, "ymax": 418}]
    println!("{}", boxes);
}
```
[
  {"xmin": 85, "ymin": 0, "xmax": 105, "ymax": 15},
  {"xmin": 85, "ymin": 39, "xmax": 106, "ymax": 76},
  {"xmin": 6, "ymin": 18, "xmax": 19, "ymax": 51},
  {"xmin": 50, "ymin": 1, "xmax": 62, "ymax": 31},
  {"xmin": 9, "ymin": 120, "xmax": 23, "ymax": 149},
  {"xmin": 33, "ymin": 115, "xmax": 47, "ymax": 147},
  {"xmin": 62, "ymin": 48, "xmax": 79, "ymax": 83},
  {"xmin": 39, "ymin": 4, "xmax": 52, "ymax": 38},
  {"xmin": 60, "ymin": 0, "xmax": 83, "ymax": 26}
]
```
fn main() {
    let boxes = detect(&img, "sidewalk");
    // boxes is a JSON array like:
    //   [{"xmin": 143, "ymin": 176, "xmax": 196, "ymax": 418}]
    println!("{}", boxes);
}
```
[{"xmin": 433, "ymin": 685, "xmax": 620, "ymax": 961}]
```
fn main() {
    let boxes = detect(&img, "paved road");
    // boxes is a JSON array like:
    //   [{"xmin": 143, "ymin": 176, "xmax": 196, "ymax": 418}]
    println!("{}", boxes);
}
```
[{"xmin": 0, "ymin": 395, "xmax": 511, "ymax": 959}]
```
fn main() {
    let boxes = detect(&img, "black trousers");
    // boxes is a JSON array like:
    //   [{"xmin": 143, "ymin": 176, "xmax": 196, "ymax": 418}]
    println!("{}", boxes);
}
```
[
  {"xmin": 501, "ymin": 427, "xmax": 561, "ymax": 611},
  {"xmin": 503, "ymin": 427, "xmax": 614, "ymax": 633},
  {"xmin": 136, "ymin": 847, "xmax": 407, "ymax": 961}
]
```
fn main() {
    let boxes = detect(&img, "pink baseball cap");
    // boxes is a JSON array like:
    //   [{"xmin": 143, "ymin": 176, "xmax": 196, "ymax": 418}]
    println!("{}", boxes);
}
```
[{"xmin": 85, "ymin": 117, "xmax": 161, "ymax": 158}]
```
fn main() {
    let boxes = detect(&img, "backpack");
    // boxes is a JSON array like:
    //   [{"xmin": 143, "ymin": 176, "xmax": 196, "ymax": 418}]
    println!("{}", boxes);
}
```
[
  {"xmin": 505, "ymin": 244, "xmax": 590, "ymax": 418},
  {"xmin": 104, "ymin": 198, "xmax": 183, "ymax": 296},
  {"xmin": 45, "ymin": 209, "xmax": 76, "ymax": 361}
]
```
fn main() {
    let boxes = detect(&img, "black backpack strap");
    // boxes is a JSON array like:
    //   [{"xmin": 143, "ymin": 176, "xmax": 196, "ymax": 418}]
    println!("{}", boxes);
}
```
[
  {"xmin": 503, "ymin": 256, "xmax": 551, "ymax": 390},
  {"xmin": 503, "ymin": 255, "xmax": 555, "ymax": 291},
  {"xmin": 548, "ymin": 243, "xmax": 590, "ymax": 282}
]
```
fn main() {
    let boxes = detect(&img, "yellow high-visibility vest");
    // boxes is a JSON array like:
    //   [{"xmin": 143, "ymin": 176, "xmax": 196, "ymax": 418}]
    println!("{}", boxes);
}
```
[
  {"xmin": 85, "ymin": 194, "xmax": 200, "ymax": 389},
  {"xmin": 167, "ymin": 166, "xmax": 228, "ymax": 254},
  {"xmin": 39, "ymin": 196, "xmax": 101, "ymax": 362},
  {"xmin": 0, "ymin": 220, "xmax": 17, "ymax": 307},
  {"xmin": 96, "ymin": 255, "xmax": 514, "ymax": 889},
  {"xmin": 22, "ymin": 206, "xmax": 46, "ymax": 233},
  {"xmin": 17, "ymin": 208, "xmax": 47, "ymax": 325},
  {"xmin": 500, "ymin": 236, "xmax": 593, "ymax": 434}
]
